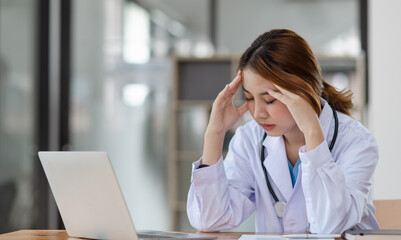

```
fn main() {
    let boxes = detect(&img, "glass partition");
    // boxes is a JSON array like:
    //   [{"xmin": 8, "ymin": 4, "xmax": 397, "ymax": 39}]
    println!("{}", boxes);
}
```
[
  {"xmin": 69, "ymin": 0, "xmax": 170, "ymax": 230},
  {"xmin": 0, "ymin": 0, "xmax": 37, "ymax": 233}
]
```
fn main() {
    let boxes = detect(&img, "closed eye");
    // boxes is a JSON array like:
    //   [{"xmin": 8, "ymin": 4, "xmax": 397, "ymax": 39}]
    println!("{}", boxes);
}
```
[
  {"xmin": 245, "ymin": 97, "xmax": 254, "ymax": 102},
  {"xmin": 265, "ymin": 99, "xmax": 276, "ymax": 105}
]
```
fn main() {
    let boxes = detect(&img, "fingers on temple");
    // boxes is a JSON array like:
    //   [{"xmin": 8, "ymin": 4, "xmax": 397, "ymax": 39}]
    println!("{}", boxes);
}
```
[
  {"xmin": 229, "ymin": 70, "xmax": 242, "ymax": 90},
  {"xmin": 271, "ymin": 83, "xmax": 294, "ymax": 97},
  {"xmin": 216, "ymin": 71, "xmax": 242, "ymax": 104},
  {"xmin": 266, "ymin": 88, "xmax": 280, "ymax": 97}
]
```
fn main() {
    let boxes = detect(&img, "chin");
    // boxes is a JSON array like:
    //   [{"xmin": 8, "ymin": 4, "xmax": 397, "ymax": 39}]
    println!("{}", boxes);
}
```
[{"xmin": 264, "ymin": 130, "xmax": 283, "ymax": 137}]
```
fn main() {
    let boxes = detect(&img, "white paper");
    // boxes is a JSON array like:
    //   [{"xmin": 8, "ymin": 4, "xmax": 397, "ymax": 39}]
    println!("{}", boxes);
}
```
[
  {"xmin": 238, "ymin": 235, "xmax": 283, "ymax": 240},
  {"xmin": 238, "ymin": 234, "xmax": 336, "ymax": 240}
]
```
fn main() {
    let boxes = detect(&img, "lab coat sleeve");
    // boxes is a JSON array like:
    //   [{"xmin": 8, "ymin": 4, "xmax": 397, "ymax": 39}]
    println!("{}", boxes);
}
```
[
  {"xmin": 300, "ymin": 124, "xmax": 378, "ymax": 234},
  {"xmin": 186, "ymin": 131, "xmax": 257, "ymax": 232}
]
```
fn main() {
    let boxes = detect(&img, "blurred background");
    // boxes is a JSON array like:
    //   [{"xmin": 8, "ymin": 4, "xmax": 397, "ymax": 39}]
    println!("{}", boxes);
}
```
[{"xmin": 0, "ymin": 0, "xmax": 400, "ymax": 234}]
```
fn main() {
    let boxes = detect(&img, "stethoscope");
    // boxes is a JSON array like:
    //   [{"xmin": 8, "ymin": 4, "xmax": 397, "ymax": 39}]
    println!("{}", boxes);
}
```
[{"xmin": 260, "ymin": 108, "xmax": 338, "ymax": 218}]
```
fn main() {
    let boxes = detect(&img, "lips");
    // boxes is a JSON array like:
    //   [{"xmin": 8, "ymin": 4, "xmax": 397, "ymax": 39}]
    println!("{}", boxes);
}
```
[{"xmin": 261, "ymin": 124, "xmax": 275, "ymax": 131}]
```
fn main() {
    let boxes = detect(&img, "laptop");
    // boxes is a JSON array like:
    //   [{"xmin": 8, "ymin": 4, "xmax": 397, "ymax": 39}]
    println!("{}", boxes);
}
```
[{"xmin": 38, "ymin": 151, "xmax": 216, "ymax": 240}]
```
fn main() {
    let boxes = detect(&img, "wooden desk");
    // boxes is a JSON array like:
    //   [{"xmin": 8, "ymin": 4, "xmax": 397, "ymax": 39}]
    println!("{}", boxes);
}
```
[
  {"xmin": 0, "ymin": 230, "xmax": 344, "ymax": 240},
  {"xmin": 0, "ymin": 230, "xmax": 69, "ymax": 239},
  {"xmin": 0, "ymin": 230, "xmax": 244, "ymax": 240}
]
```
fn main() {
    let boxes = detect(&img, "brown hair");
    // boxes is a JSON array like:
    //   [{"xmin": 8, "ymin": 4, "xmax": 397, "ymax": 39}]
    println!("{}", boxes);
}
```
[{"xmin": 238, "ymin": 29, "xmax": 353, "ymax": 116}]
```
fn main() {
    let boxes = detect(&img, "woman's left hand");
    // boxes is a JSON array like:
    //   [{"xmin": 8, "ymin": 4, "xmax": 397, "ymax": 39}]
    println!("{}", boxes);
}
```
[{"xmin": 267, "ymin": 84, "xmax": 325, "ymax": 151}]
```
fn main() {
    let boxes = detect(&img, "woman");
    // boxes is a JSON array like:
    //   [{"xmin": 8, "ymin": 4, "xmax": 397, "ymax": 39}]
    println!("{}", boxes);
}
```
[{"xmin": 186, "ymin": 29, "xmax": 379, "ymax": 234}]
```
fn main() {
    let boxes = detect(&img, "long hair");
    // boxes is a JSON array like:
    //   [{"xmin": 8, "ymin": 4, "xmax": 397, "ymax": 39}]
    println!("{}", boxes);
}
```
[{"xmin": 238, "ymin": 29, "xmax": 353, "ymax": 116}]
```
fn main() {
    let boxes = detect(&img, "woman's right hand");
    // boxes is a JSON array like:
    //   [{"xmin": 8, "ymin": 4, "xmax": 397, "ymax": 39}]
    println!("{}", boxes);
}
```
[
  {"xmin": 202, "ymin": 70, "xmax": 248, "ymax": 165},
  {"xmin": 207, "ymin": 70, "xmax": 249, "ymax": 135}
]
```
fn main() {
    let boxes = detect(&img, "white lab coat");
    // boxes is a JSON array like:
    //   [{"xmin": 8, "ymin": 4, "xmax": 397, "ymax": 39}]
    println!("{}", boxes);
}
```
[{"xmin": 187, "ymin": 99, "xmax": 379, "ymax": 234}]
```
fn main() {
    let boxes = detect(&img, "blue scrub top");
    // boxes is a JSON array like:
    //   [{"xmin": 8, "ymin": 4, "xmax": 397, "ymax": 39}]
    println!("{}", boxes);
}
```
[{"xmin": 288, "ymin": 158, "xmax": 301, "ymax": 187}]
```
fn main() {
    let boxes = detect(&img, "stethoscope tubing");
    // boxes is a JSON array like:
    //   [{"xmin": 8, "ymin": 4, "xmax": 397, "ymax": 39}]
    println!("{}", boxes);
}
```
[{"xmin": 260, "ymin": 108, "xmax": 339, "ymax": 211}]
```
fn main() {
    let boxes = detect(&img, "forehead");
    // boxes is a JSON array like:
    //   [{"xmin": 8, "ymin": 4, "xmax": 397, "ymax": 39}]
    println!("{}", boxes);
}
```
[{"xmin": 242, "ymin": 69, "xmax": 276, "ymax": 92}]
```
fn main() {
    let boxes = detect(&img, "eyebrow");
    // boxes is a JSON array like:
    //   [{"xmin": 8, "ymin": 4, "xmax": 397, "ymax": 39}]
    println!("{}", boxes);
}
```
[{"xmin": 242, "ymin": 86, "xmax": 270, "ymax": 96}]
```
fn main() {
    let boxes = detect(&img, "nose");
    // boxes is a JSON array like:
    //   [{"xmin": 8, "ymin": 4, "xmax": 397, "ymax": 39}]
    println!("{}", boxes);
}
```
[{"xmin": 253, "ymin": 100, "xmax": 268, "ymax": 120}]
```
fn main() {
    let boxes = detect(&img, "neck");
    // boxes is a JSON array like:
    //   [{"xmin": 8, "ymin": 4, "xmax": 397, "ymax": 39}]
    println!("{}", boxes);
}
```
[
  {"xmin": 283, "ymin": 126, "xmax": 305, "ymax": 166},
  {"xmin": 283, "ymin": 126, "xmax": 305, "ymax": 147}
]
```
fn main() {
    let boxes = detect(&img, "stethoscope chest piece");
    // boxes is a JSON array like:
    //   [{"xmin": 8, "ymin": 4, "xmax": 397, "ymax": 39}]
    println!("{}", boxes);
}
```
[{"xmin": 274, "ymin": 201, "xmax": 286, "ymax": 218}]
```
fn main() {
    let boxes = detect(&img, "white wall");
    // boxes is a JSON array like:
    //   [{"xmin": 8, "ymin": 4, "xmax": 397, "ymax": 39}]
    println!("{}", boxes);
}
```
[
  {"xmin": 218, "ymin": 0, "xmax": 358, "ymax": 54},
  {"xmin": 369, "ymin": 0, "xmax": 401, "ymax": 199}
]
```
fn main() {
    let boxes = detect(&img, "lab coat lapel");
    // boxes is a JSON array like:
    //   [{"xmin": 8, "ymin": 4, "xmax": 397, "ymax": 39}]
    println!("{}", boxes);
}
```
[{"xmin": 262, "ymin": 136, "xmax": 293, "ymax": 202}]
